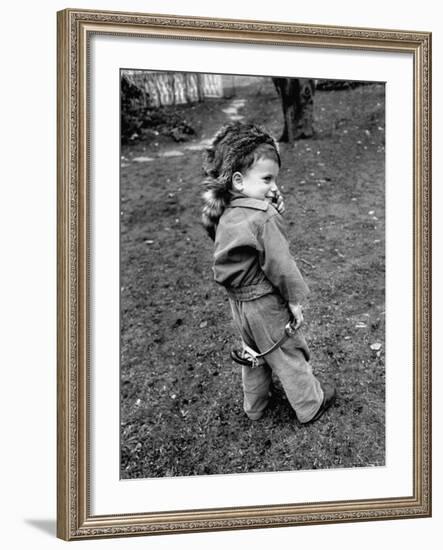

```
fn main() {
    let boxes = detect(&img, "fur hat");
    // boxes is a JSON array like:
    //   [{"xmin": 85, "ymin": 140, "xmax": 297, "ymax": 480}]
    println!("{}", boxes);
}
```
[{"xmin": 201, "ymin": 122, "xmax": 280, "ymax": 240}]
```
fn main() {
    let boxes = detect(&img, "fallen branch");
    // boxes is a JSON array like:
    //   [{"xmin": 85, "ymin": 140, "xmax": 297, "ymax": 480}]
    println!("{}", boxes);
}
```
[{"xmin": 299, "ymin": 258, "xmax": 315, "ymax": 269}]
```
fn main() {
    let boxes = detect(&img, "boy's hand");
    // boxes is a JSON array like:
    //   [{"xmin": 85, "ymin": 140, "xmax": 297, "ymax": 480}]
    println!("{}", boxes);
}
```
[
  {"xmin": 266, "ymin": 187, "xmax": 285, "ymax": 214},
  {"xmin": 288, "ymin": 303, "xmax": 304, "ymax": 329},
  {"xmin": 273, "ymin": 188, "xmax": 285, "ymax": 214}
]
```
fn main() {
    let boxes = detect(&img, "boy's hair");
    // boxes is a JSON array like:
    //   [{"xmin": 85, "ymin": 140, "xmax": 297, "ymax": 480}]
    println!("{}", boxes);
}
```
[{"xmin": 201, "ymin": 122, "xmax": 280, "ymax": 240}]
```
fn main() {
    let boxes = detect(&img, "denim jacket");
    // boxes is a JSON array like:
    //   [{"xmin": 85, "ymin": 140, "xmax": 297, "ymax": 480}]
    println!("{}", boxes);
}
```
[{"xmin": 213, "ymin": 197, "xmax": 309, "ymax": 304}]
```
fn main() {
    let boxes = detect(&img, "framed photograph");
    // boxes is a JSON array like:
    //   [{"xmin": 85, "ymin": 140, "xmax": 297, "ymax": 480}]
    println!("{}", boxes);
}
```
[{"xmin": 57, "ymin": 8, "xmax": 431, "ymax": 540}]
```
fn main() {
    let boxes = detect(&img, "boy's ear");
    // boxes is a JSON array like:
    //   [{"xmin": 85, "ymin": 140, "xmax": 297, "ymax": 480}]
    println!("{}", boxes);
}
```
[{"xmin": 232, "ymin": 172, "xmax": 243, "ymax": 191}]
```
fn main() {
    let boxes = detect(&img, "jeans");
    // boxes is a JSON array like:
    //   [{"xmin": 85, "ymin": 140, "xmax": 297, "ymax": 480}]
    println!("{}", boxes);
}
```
[{"xmin": 229, "ymin": 292, "xmax": 324, "ymax": 423}]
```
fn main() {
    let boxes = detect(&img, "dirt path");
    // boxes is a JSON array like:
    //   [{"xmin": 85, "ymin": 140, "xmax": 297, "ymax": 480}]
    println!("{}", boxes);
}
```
[{"xmin": 124, "ymin": 96, "xmax": 248, "ymax": 166}]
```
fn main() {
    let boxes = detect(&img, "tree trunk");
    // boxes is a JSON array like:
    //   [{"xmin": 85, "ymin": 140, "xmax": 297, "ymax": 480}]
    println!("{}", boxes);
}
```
[{"xmin": 272, "ymin": 78, "xmax": 316, "ymax": 142}]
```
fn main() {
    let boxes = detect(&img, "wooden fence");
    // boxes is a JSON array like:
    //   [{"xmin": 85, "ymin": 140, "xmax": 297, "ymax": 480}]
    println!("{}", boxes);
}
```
[{"xmin": 122, "ymin": 70, "xmax": 225, "ymax": 107}]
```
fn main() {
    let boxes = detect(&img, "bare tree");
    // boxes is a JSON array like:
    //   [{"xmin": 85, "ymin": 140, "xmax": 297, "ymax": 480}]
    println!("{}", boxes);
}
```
[{"xmin": 272, "ymin": 78, "xmax": 316, "ymax": 142}]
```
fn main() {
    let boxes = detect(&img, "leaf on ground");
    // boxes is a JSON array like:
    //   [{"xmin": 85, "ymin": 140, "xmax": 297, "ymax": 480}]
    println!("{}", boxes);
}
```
[{"xmin": 370, "ymin": 343, "xmax": 382, "ymax": 351}]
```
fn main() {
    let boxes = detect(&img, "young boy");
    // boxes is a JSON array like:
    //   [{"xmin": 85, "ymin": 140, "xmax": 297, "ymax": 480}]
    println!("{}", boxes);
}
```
[{"xmin": 202, "ymin": 122, "xmax": 336, "ymax": 424}]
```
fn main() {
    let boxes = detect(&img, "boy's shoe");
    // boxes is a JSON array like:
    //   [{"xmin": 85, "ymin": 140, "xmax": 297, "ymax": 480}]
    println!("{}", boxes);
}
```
[{"xmin": 301, "ymin": 384, "xmax": 336, "ymax": 425}]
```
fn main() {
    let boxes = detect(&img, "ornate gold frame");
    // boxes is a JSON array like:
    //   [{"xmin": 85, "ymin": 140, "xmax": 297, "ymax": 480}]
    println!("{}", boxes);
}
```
[{"xmin": 57, "ymin": 8, "xmax": 431, "ymax": 540}]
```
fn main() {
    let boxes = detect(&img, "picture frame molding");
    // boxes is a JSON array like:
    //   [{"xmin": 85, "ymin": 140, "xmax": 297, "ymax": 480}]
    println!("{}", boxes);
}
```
[{"xmin": 57, "ymin": 8, "xmax": 431, "ymax": 540}]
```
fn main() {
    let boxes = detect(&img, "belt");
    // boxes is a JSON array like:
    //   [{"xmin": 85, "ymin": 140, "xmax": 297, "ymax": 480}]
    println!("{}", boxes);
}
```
[
  {"xmin": 230, "ymin": 317, "xmax": 306, "ymax": 368},
  {"xmin": 225, "ymin": 280, "xmax": 274, "ymax": 301}
]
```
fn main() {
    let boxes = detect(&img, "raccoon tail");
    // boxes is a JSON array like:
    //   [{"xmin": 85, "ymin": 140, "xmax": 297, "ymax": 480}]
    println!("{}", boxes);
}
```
[{"xmin": 201, "ymin": 183, "xmax": 228, "ymax": 241}]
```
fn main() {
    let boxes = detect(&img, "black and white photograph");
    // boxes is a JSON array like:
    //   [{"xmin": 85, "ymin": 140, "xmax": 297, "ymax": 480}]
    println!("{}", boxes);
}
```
[
  {"xmin": 119, "ymin": 70, "xmax": 386, "ymax": 479},
  {"xmin": 2, "ymin": 0, "xmax": 439, "ymax": 545}
]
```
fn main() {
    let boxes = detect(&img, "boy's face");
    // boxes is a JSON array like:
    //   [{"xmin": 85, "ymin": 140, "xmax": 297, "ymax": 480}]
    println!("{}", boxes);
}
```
[{"xmin": 233, "ymin": 157, "xmax": 280, "ymax": 201}]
